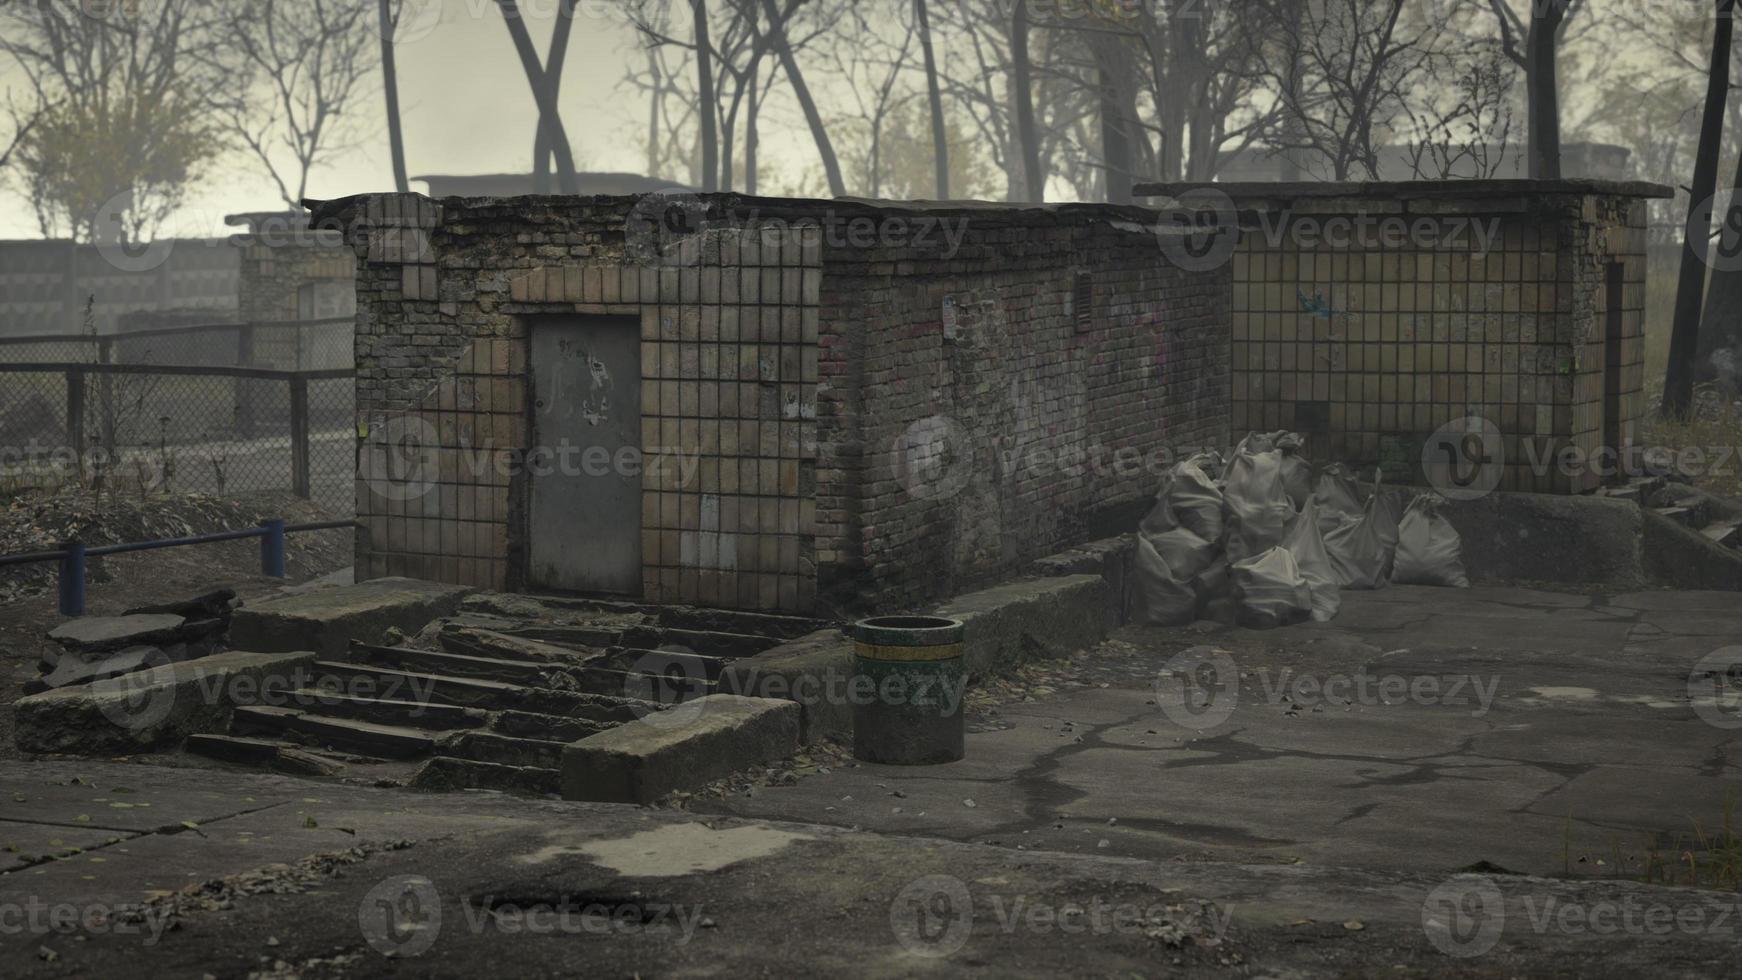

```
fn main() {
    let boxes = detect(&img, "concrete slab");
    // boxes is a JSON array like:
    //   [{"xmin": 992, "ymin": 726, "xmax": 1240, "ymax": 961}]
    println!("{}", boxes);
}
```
[
  {"xmin": 229, "ymin": 577, "xmax": 474, "ymax": 659},
  {"xmin": 699, "ymin": 585, "xmax": 1742, "ymax": 881},
  {"xmin": 561, "ymin": 695, "xmax": 800, "ymax": 804},
  {"xmin": 12, "ymin": 650, "xmax": 317, "ymax": 755},
  {"xmin": 932, "ymin": 575, "xmax": 1117, "ymax": 677}
]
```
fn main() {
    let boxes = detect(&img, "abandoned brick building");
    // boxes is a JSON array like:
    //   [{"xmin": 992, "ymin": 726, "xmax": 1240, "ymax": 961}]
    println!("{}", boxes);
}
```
[{"xmin": 315, "ymin": 178, "xmax": 1666, "ymax": 616}]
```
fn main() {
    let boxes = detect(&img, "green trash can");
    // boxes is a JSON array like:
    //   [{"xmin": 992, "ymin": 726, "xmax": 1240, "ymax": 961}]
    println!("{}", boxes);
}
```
[{"xmin": 850, "ymin": 615, "xmax": 967, "ymax": 765}]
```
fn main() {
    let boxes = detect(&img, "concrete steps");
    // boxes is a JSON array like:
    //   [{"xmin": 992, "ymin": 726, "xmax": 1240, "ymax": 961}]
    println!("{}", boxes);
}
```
[{"xmin": 231, "ymin": 705, "xmax": 439, "ymax": 759}]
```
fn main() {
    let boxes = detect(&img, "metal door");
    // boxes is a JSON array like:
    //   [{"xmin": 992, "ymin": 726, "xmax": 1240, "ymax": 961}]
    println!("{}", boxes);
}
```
[{"xmin": 528, "ymin": 316, "xmax": 642, "ymax": 594}]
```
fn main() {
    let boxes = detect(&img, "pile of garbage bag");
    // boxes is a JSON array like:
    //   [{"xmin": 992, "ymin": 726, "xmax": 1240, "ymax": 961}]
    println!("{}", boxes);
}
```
[{"xmin": 1132, "ymin": 431, "xmax": 1468, "ymax": 629}]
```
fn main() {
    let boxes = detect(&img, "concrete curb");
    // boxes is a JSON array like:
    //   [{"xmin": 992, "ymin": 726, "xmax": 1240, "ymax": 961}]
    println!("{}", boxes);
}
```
[{"xmin": 560, "ymin": 694, "xmax": 801, "ymax": 804}]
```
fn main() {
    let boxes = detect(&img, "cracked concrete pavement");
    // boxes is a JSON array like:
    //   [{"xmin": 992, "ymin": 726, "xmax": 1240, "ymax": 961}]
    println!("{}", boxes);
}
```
[{"xmin": 1, "ymin": 584, "xmax": 1740, "ymax": 977}]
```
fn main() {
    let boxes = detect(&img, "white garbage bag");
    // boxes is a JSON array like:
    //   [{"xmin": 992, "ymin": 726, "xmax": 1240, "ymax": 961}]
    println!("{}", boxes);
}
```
[
  {"xmin": 1130, "ymin": 533, "xmax": 1201, "ymax": 625},
  {"xmin": 1167, "ymin": 452, "xmax": 1225, "ymax": 543},
  {"xmin": 1281, "ymin": 499, "xmax": 1341, "ymax": 621},
  {"xmin": 1273, "ymin": 432, "xmax": 1313, "ymax": 511},
  {"xmin": 1221, "ymin": 438, "xmax": 1296, "ymax": 563},
  {"xmin": 1392, "ymin": 494, "xmax": 1470, "ymax": 587},
  {"xmin": 1313, "ymin": 463, "xmax": 1364, "ymax": 528},
  {"xmin": 1230, "ymin": 546, "xmax": 1313, "ymax": 629}
]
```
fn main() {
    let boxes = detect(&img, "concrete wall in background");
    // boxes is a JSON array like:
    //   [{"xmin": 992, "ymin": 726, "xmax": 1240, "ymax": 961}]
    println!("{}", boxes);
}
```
[{"xmin": 0, "ymin": 238, "xmax": 238, "ymax": 336}]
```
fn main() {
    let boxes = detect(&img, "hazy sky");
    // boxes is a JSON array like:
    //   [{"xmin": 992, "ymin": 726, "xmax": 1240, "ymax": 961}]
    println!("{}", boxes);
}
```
[{"xmin": 0, "ymin": 1, "xmax": 715, "ymax": 239}]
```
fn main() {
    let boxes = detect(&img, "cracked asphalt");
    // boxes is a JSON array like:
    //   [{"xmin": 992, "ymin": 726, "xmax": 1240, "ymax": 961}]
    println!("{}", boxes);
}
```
[{"xmin": 1, "ymin": 584, "xmax": 1740, "ymax": 977}]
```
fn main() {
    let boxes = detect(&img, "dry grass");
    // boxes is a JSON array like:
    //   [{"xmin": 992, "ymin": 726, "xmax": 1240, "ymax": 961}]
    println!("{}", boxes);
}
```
[{"xmin": 1638, "ymin": 407, "xmax": 1742, "ymax": 499}]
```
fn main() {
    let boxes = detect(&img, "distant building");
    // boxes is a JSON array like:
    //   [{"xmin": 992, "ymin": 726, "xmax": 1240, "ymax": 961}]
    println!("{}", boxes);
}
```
[
  {"xmin": 1213, "ymin": 143, "xmax": 1633, "ymax": 182},
  {"xmin": 413, "ymin": 172, "xmax": 690, "ymax": 198}
]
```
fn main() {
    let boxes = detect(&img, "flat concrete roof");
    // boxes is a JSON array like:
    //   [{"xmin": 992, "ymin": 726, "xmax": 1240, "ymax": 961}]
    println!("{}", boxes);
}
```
[{"xmin": 1134, "ymin": 178, "xmax": 1675, "ymax": 200}]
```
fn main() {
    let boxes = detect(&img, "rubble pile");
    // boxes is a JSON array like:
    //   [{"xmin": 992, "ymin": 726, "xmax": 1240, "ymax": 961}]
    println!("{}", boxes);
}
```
[
  {"xmin": 24, "ymin": 589, "xmax": 237, "ymax": 694},
  {"xmin": 1133, "ymin": 432, "xmax": 1467, "ymax": 630}
]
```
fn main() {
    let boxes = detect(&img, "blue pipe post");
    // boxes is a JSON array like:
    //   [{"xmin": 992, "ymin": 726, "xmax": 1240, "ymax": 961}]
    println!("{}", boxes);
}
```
[
  {"xmin": 260, "ymin": 519, "xmax": 287, "ymax": 578},
  {"xmin": 58, "ymin": 542, "xmax": 85, "ymax": 617}
]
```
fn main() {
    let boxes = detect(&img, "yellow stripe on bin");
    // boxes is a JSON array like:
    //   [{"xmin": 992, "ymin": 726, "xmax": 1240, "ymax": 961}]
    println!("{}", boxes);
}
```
[{"xmin": 853, "ymin": 642, "xmax": 964, "ymax": 663}]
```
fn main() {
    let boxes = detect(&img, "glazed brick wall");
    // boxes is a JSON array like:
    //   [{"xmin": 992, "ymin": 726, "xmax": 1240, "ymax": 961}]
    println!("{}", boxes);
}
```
[
  {"xmin": 1227, "ymin": 189, "xmax": 1649, "ymax": 493},
  {"xmin": 815, "ymin": 211, "xmax": 1230, "ymax": 611}
]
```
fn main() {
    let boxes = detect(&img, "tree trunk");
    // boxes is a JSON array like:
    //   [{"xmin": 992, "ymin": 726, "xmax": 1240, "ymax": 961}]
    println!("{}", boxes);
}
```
[
  {"xmin": 1011, "ymin": 0, "xmax": 1043, "ymax": 202},
  {"xmin": 693, "ymin": 0, "xmax": 719, "ymax": 192},
  {"xmin": 915, "ymin": 0, "xmax": 949, "ymax": 199},
  {"xmin": 532, "ymin": 0, "xmax": 577, "ymax": 194},
  {"xmin": 378, "ymin": 0, "xmax": 409, "ymax": 193},
  {"xmin": 1525, "ymin": 1, "xmax": 1565, "ymax": 179},
  {"xmin": 1091, "ymin": 39, "xmax": 1133, "ymax": 205},
  {"xmin": 1664, "ymin": 0, "xmax": 1736, "ymax": 416},
  {"xmin": 746, "ymin": 59, "xmax": 760, "ymax": 194},
  {"xmin": 762, "ymin": 0, "xmax": 845, "ymax": 197},
  {"xmin": 647, "ymin": 51, "xmax": 663, "ymax": 179},
  {"xmin": 496, "ymin": 0, "xmax": 578, "ymax": 193}
]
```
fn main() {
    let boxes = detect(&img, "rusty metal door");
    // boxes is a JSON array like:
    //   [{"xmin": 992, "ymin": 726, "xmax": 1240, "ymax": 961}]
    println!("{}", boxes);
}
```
[{"xmin": 528, "ymin": 316, "xmax": 642, "ymax": 594}]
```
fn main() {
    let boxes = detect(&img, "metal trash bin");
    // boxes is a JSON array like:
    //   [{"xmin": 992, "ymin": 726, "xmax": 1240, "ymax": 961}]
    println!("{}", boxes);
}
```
[{"xmin": 850, "ymin": 615, "xmax": 967, "ymax": 765}]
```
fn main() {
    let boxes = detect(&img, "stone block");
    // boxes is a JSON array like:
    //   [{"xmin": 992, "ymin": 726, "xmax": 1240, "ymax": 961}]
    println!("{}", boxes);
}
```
[
  {"xmin": 561, "ymin": 694, "xmax": 800, "ymax": 804},
  {"xmin": 719, "ymin": 628, "xmax": 855, "ymax": 743},
  {"xmin": 230, "ymin": 577, "xmax": 474, "ymax": 659},
  {"xmin": 14, "ymin": 650, "xmax": 317, "ymax": 755},
  {"xmin": 931, "ymin": 575, "xmax": 1117, "ymax": 678}
]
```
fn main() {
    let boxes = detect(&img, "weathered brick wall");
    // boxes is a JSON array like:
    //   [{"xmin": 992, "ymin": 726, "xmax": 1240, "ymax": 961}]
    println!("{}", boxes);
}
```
[
  {"xmin": 1219, "ymin": 183, "xmax": 1657, "ymax": 493},
  {"xmin": 324, "ymin": 194, "xmax": 1230, "ymax": 614},
  {"xmin": 235, "ymin": 230, "xmax": 355, "ymax": 324},
  {"xmin": 814, "ymin": 208, "xmax": 1230, "ymax": 611}
]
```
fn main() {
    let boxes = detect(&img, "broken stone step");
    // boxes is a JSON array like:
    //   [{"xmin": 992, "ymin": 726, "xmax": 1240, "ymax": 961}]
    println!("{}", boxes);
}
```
[
  {"xmin": 231, "ymin": 705, "xmax": 437, "ymax": 759},
  {"xmin": 408, "ymin": 756, "xmax": 559, "ymax": 797},
  {"xmin": 230, "ymin": 577, "xmax": 475, "ymax": 658},
  {"xmin": 352, "ymin": 643, "xmax": 570, "ymax": 687},
  {"xmin": 1596, "ymin": 485, "xmax": 1640, "ymax": 502},
  {"xmin": 265, "ymin": 690, "xmax": 488, "ymax": 731},
  {"xmin": 435, "ymin": 625, "xmax": 610, "ymax": 664},
  {"xmin": 440, "ymin": 731, "xmax": 565, "ymax": 769},
  {"xmin": 313, "ymin": 661, "xmax": 662, "ymax": 723},
  {"xmin": 490, "ymin": 709, "xmax": 613, "ymax": 742},
  {"xmin": 490, "ymin": 623, "xmax": 627, "ymax": 650},
  {"xmin": 48, "ymin": 614, "xmax": 189, "ymax": 654},
  {"xmin": 183, "ymin": 733, "xmax": 345, "ymax": 777},
  {"xmin": 655, "ymin": 606, "xmax": 827, "ymax": 640},
  {"xmin": 621, "ymin": 625, "xmax": 783, "ymax": 658},
  {"xmin": 592, "ymin": 646, "xmax": 734, "ymax": 681},
  {"xmin": 566, "ymin": 665, "xmax": 719, "ymax": 701},
  {"xmin": 1652, "ymin": 506, "xmax": 1699, "ymax": 527},
  {"xmin": 125, "ymin": 589, "xmax": 238, "ymax": 621},
  {"xmin": 1701, "ymin": 522, "xmax": 1742, "ymax": 548},
  {"xmin": 25, "ymin": 645, "xmax": 160, "ymax": 695}
]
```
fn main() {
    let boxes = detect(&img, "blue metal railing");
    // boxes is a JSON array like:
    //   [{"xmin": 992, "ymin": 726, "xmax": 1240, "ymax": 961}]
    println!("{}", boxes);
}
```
[{"xmin": 0, "ymin": 519, "xmax": 355, "ymax": 616}]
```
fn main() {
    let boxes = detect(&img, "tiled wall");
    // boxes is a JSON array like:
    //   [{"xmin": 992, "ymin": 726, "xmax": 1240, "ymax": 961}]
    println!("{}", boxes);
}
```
[
  {"xmin": 331, "ymin": 194, "xmax": 817, "ymax": 612},
  {"xmin": 1227, "ymin": 190, "xmax": 1650, "ymax": 493}
]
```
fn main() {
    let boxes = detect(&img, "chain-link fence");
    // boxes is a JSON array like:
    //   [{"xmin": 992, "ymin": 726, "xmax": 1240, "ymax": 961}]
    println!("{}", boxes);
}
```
[{"xmin": 0, "ymin": 364, "xmax": 353, "ymax": 515}]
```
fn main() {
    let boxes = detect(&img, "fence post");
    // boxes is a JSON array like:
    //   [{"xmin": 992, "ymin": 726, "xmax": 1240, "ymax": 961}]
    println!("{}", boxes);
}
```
[
  {"xmin": 65, "ymin": 368, "xmax": 85, "ymax": 467},
  {"xmin": 58, "ymin": 542, "xmax": 86, "ymax": 617},
  {"xmin": 236, "ymin": 324, "xmax": 256, "ymax": 438},
  {"xmin": 289, "ymin": 376, "xmax": 311, "ymax": 498},
  {"xmin": 260, "ymin": 519, "xmax": 287, "ymax": 578}
]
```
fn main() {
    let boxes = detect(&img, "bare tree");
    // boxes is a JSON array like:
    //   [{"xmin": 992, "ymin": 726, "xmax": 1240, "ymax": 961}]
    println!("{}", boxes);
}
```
[
  {"xmin": 1250, "ymin": 0, "xmax": 1443, "ymax": 180},
  {"xmin": 1402, "ymin": 47, "xmax": 1516, "ymax": 178},
  {"xmin": 1665, "ymin": 0, "xmax": 1738, "ymax": 416},
  {"xmin": 762, "ymin": 0, "xmax": 846, "ymax": 197},
  {"xmin": 533, "ymin": 0, "xmax": 580, "ymax": 194},
  {"xmin": 1483, "ymin": 0, "xmax": 1584, "ymax": 179},
  {"xmin": 1011, "ymin": 0, "xmax": 1043, "ymax": 201},
  {"xmin": 219, "ymin": 0, "xmax": 381, "ymax": 208},
  {"xmin": 915, "ymin": 0, "xmax": 949, "ymax": 198},
  {"xmin": 378, "ymin": 0, "xmax": 409, "ymax": 193},
  {"xmin": 693, "ymin": 0, "xmax": 721, "ymax": 191},
  {"xmin": 495, "ymin": 0, "xmax": 579, "ymax": 194},
  {"xmin": 0, "ymin": 0, "xmax": 235, "ymax": 241}
]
